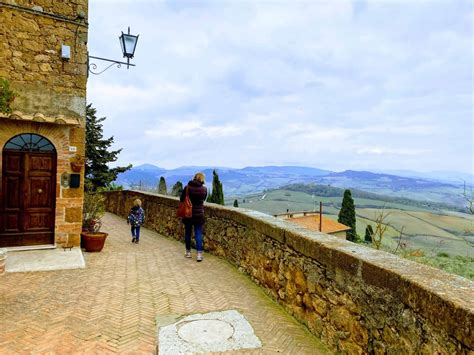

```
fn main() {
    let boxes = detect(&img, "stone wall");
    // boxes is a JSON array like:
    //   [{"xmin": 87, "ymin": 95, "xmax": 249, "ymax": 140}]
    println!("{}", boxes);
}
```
[
  {"xmin": 0, "ymin": 0, "xmax": 88, "ymax": 247},
  {"xmin": 104, "ymin": 190, "xmax": 474, "ymax": 354},
  {"xmin": 0, "ymin": 0, "xmax": 88, "ymax": 120}
]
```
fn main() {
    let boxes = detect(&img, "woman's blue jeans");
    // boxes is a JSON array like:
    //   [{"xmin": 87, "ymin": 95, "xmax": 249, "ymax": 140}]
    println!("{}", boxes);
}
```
[{"xmin": 184, "ymin": 222, "xmax": 203, "ymax": 252}]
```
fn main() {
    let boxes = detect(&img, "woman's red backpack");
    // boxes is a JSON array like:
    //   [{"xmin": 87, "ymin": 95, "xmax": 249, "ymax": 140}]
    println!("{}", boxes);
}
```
[{"xmin": 177, "ymin": 186, "xmax": 192, "ymax": 218}]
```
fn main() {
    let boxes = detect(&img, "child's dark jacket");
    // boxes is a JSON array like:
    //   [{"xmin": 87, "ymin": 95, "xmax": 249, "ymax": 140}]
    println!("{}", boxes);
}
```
[{"xmin": 128, "ymin": 206, "xmax": 145, "ymax": 227}]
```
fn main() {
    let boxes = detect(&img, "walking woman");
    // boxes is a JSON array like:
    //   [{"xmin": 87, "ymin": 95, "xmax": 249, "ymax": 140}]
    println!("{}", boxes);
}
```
[{"xmin": 181, "ymin": 172, "xmax": 207, "ymax": 261}]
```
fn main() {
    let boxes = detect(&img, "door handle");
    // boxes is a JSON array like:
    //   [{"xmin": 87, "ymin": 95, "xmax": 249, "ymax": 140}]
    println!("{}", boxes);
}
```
[{"xmin": 37, "ymin": 188, "xmax": 43, "ymax": 194}]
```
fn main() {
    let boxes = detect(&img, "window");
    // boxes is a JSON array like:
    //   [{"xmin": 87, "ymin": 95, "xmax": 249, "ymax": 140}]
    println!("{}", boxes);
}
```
[{"xmin": 4, "ymin": 133, "xmax": 56, "ymax": 152}]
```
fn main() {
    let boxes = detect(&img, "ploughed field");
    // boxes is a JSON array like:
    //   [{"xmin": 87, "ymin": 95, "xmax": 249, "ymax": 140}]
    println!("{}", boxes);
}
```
[{"xmin": 234, "ymin": 189, "xmax": 474, "ymax": 280}]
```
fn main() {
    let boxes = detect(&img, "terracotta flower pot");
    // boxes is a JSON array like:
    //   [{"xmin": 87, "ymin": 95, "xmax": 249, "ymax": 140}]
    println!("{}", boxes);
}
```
[
  {"xmin": 81, "ymin": 232, "xmax": 108, "ymax": 252},
  {"xmin": 71, "ymin": 162, "xmax": 83, "ymax": 172}
]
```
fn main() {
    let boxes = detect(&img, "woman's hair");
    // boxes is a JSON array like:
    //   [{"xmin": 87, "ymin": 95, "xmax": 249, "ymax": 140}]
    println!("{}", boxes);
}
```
[
  {"xmin": 134, "ymin": 198, "xmax": 142, "ymax": 207},
  {"xmin": 193, "ymin": 172, "xmax": 205, "ymax": 183}
]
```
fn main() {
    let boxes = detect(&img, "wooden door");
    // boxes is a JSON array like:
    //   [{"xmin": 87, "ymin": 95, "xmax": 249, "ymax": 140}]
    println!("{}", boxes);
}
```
[{"xmin": 0, "ymin": 150, "xmax": 56, "ymax": 247}]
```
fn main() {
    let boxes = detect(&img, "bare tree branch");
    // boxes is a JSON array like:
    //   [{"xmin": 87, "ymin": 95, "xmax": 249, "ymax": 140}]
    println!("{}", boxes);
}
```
[
  {"xmin": 393, "ymin": 226, "xmax": 406, "ymax": 254},
  {"xmin": 462, "ymin": 181, "xmax": 474, "ymax": 214},
  {"xmin": 371, "ymin": 207, "xmax": 391, "ymax": 250}
]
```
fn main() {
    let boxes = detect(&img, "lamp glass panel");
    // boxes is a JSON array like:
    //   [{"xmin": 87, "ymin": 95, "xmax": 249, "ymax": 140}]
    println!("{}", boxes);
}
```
[
  {"xmin": 123, "ymin": 34, "xmax": 137, "ymax": 56},
  {"xmin": 119, "ymin": 35, "xmax": 125, "ymax": 55}
]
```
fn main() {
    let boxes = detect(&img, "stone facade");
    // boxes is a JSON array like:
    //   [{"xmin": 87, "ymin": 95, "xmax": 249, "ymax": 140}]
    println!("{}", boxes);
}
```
[
  {"xmin": 0, "ymin": 0, "xmax": 88, "ymax": 119},
  {"xmin": 104, "ymin": 190, "xmax": 474, "ymax": 354},
  {"xmin": 0, "ymin": 0, "xmax": 88, "ymax": 247}
]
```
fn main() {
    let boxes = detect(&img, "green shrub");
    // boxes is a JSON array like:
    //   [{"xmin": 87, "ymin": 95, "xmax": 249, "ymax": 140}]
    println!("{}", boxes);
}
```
[
  {"xmin": 0, "ymin": 78, "xmax": 16, "ymax": 114},
  {"xmin": 82, "ymin": 190, "xmax": 105, "ymax": 232}
]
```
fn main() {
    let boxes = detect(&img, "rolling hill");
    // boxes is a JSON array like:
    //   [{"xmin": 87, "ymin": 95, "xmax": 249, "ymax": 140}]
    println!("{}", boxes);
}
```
[{"xmin": 116, "ymin": 164, "xmax": 469, "ymax": 208}]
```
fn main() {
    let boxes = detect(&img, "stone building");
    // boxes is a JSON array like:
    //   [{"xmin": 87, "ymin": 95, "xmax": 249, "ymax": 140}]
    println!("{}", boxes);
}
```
[{"xmin": 0, "ymin": 1, "xmax": 88, "ymax": 248}]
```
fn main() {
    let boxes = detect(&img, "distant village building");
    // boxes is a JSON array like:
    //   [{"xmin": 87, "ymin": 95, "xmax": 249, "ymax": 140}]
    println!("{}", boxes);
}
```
[
  {"xmin": 274, "ymin": 211, "xmax": 350, "ymax": 239},
  {"xmin": 0, "ymin": 1, "xmax": 88, "ymax": 248}
]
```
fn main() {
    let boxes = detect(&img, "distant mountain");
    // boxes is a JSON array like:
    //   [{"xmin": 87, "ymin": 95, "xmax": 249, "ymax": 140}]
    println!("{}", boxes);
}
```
[
  {"xmin": 375, "ymin": 169, "xmax": 474, "ymax": 185},
  {"xmin": 134, "ymin": 164, "xmax": 166, "ymax": 172},
  {"xmin": 115, "ymin": 165, "xmax": 466, "ymax": 207},
  {"xmin": 322, "ymin": 170, "xmax": 454, "ymax": 190},
  {"xmin": 313, "ymin": 170, "xmax": 464, "ymax": 206},
  {"xmin": 239, "ymin": 166, "xmax": 329, "ymax": 176},
  {"xmin": 117, "ymin": 165, "xmax": 331, "ymax": 194},
  {"xmin": 117, "ymin": 164, "xmax": 166, "ymax": 188},
  {"xmin": 280, "ymin": 183, "xmax": 465, "ymax": 212}
]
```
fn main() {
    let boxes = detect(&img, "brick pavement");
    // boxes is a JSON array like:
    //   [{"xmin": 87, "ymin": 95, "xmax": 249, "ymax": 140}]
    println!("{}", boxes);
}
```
[{"xmin": 0, "ymin": 213, "xmax": 330, "ymax": 354}]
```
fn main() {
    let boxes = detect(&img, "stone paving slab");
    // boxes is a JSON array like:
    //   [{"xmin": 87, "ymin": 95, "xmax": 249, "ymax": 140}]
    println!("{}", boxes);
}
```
[
  {"xmin": 157, "ymin": 310, "xmax": 262, "ymax": 354},
  {"xmin": 6, "ymin": 248, "xmax": 85, "ymax": 273},
  {"xmin": 0, "ymin": 213, "xmax": 330, "ymax": 354}
]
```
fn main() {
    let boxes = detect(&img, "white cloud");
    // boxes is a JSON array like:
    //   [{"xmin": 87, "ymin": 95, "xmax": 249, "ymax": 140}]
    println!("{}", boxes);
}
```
[
  {"xmin": 355, "ymin": 147, "xmax": 430, "ymax": 156},
  {"xmin": 145, "ymin": 119, "xmax": 250, "ymax": 138},
  {"xmin": 88, "ymin": 81, "xmax": 192, "ymax": 109},
  {"xmin": 86, "ymin": 0, "xmax": 473, "ymax": 173}
]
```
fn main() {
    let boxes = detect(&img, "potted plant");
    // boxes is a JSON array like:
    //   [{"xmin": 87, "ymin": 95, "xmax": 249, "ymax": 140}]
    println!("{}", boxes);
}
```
[
  {"xmin": 70, "ymin": 154, "xmax": 84, "ymax": 172},
  {"xmin": 81, "ymin": 189, "xmax": 108, "ymax": 252}
]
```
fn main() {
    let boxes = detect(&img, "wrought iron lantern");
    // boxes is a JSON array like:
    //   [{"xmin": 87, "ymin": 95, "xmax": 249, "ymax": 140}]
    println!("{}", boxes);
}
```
[
  {"xmin": 119, "ymin": 27, "xmax": 139, "ymax": 68},
  {"xmin": 88, "ymin": 27, "xmax": 139, "ymax": 75}
]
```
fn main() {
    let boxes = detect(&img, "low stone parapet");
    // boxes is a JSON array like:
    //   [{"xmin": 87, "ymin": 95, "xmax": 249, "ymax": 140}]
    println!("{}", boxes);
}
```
[{"xmin": 103, "ymin": 190, "xmax": 474, "ymax": 353}]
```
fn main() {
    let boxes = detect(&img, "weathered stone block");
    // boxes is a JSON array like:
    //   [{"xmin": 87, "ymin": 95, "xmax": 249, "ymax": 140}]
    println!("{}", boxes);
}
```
[
  {"xmin": 361, "ymin": 261, "xmax": 403, "ymax": 292},
  {"xmin": 65, "ymin": 207, "xmax": 81, "ymax": 223},
  {"xmin": 34, "ymin": 54, "xmax": 50, "ymax": 62},
  {"xmin": 312, "ymin": 295, "xmax": 328, "ymax": 317},
  {"xmin": 63, "ymin": 187, "xmax": 83, "ymax": 198}
]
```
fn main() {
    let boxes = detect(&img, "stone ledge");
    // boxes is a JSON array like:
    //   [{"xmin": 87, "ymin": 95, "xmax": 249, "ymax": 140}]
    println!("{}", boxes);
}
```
[{"xmin": 0, "ymin": 111, "xmax": 81, "ymax": 126}]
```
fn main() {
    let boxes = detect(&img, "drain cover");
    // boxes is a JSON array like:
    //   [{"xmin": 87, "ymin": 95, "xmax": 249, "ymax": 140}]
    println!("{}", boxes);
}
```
[
  {"xmin": 178, "ymin": 319, "xmax": 234, "ymax": 343},
  {"xmin": 157, "ymin": 310, "xmax": 262, "ymax": 354}
]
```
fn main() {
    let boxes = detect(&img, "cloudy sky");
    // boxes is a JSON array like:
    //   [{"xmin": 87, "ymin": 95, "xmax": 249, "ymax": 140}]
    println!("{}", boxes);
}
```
[{"xmin": 87, "ymin": 0, "xmax": 473, "ymax": 174}]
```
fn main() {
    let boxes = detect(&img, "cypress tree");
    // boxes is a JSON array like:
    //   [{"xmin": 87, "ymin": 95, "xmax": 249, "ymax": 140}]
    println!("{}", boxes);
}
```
[
  {"xmin": 208, "ymin": 170, "xmax": 224, "ymax": 205},
  {"xmin": 338, "ymin": 189, "xmax": 357, "ymax": 242},
  {"xmin": 85, "ymin": 104, "xmax": 132, "ymax": 190},
  {"xmin": 365, "ymin": 224, "xmax": 374, "ymax": 243},
  {"xmin": 233, "ymin": 199, "xmax": 239, "ymax": 207},
  {"xmin": 158, "ymin": 176, "xmax": 167, "ymax": 194},
  {"xmin": 171, "ymin": 181, "xmax": 184, "ymax": 197}
]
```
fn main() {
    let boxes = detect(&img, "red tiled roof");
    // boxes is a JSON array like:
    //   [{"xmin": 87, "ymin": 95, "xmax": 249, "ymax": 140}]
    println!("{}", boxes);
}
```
[{"xmin": 284, "ymin": 215, "xmax": 350, "ymax": 234}]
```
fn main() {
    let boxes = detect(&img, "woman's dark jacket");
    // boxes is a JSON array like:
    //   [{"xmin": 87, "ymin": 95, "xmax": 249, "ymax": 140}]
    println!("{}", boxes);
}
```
[{"xmin": 180, "ymin": 180, "xmax": 208, "ymax": 225}]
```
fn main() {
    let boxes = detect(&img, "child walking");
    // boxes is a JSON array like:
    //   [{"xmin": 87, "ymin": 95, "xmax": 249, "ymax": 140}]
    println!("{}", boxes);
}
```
[{"xmin": 127, "ymin": 199, "xmax": 145, "ymax": 244}]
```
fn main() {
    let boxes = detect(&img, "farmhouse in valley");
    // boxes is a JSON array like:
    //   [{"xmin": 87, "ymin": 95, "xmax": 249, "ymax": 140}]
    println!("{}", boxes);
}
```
[{"xmin": 274, "ymin": 210, "xmax": 351, "ymax": 239}]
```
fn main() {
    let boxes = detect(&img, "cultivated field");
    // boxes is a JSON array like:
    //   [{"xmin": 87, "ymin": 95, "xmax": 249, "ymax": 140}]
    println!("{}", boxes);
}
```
[{"xmin": 233, "ymin": 189, "xmax": 474, "ymax": 280}]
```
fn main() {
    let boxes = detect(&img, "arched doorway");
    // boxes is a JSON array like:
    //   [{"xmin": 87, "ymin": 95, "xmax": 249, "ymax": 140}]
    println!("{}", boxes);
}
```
[{"xmin": 1, "ymin": 133, "xmax": 57, "ymax": 247}]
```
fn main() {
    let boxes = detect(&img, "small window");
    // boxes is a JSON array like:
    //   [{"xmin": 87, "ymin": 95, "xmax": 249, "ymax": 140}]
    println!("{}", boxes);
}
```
[{"xmin": 4, "ymin": 133, "xmax": 56, "ymax": 152}]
